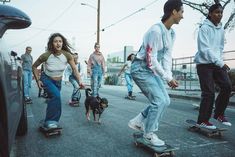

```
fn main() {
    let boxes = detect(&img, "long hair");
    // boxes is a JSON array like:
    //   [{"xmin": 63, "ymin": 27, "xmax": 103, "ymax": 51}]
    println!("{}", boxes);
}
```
[
  {"xmin": 47, "ymin": 33, "xmax": 73, "ymax": 53},
  {"xmin": 161, "ymin": 0, "xmax": 183, "ymax": 22}
]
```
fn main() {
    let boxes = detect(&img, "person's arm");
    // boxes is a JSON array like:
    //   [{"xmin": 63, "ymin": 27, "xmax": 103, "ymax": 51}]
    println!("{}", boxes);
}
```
[
  {"xmin": 101, "ymin": 54, "xmax": 106, "ymax": 75},
  {"xmin": 68, "ymin": 59, "xmax": 84, "ymax": 88},
  {"xmin": 145, "ymin": 30, "xmax": 172, "ymax": 83},
  {"xmin": 87, "ymin": 55, "xmax": 92, "ymax": 76},
  {"xmin": 32, "ymin": 56, "xmax": 43, "ymax": 89},
  {"xmin": 118, "ymin": 64, "xmax": 127, "ymax": 76}
]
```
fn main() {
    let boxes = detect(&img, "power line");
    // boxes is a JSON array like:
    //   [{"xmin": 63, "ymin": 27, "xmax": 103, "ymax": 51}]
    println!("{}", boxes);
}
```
[
  {"xmin": 101, "ymin": 0, "xmax": 159, "ymax": 32},
  {"xmin": 10, "ymin": 0, "xmax": 77, "ymax": 48}
]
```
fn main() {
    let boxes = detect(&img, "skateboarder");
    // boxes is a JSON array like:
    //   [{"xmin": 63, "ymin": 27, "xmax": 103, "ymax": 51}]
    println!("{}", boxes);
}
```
[
  {"xmin": 118, "ymin": 53, "xmax": 136, "ymax": 99},
  {"xmin": 128, "ymin": 0, "xmax": 183, "ymax": 146},
  {"xmin": 194, "ymin": 3, "xmax": 232, "ymax": 129},
  {"xmin": 32, "ymin": 33, "xmax": 84, "ymax": 129},
  {"xmin": 65, "ymin": 53, "xmax": 82, "ymax": 106}
]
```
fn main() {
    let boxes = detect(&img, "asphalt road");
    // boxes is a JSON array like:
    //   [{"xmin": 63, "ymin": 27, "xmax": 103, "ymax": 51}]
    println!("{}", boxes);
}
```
[{"xmin": 11, "ymin": 82, "xmax": 235, "ymax": 157}]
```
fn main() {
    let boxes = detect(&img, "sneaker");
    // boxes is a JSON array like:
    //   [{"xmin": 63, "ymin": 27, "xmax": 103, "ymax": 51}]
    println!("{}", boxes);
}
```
[
  {"xmin": 45, "ymin": 123, "xmax": 58, "ymax": 129},
  {"xmin": 215, "ymin": 115, "xmax": 232, "ymax": 126},
  {"xmin": 197, "ymin": 121, "xmax": 217, "ymax": 130},
  {"xmin": 25, "ymin": 97, "xmax": 32, "ymax": 104},
  {"xmin": 143, "ymin": 132, "xmax": 165, "ymax": 146},
  {"xmin": 128, "ymin": 113, "xmax": 144, "ymax": 131}
]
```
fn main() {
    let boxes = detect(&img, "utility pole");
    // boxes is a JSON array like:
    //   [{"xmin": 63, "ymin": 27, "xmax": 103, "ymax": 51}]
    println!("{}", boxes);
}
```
[{"xmin": 97, "ymin": 0, "xmax": 100, "ymax": 44}]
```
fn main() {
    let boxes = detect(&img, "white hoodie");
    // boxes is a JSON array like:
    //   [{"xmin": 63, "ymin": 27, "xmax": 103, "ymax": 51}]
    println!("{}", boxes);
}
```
[{"xmin": 194, "ymin": 19, "xmax": 225, "ymax": 67}]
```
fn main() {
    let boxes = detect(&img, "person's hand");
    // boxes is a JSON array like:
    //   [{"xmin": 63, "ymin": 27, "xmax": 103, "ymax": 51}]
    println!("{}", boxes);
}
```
[
  {"xmin": 222, "ymin": 64, "xmax": 230, "ymax": 72},
  {"xmin": 167, "ymin": 79, "xmax": 179, "ymax": 89},
  {"xmin": 37, "ymin": 80, "xmax": 44, "ymax": 89},
  {"xmin": 79, "ymin": 83, "xmax": 85, "ymax": 89}
]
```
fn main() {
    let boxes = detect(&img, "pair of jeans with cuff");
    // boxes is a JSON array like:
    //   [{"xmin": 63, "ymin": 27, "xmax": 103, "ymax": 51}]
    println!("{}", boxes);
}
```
[
  {"xmin": 23, "ymin": 70, "xmax": 32, "ymax": 98},
  {"xmin": 40, "ymin": 73, "xmax": 62, "ymax": 124},
  {"xmin": 69, "ymin": 75, "xmax": 81, "ymax": 101},
  {"xmin": 91, "ymin": 64, "xmax": 103, "ymax": 97},
  {"xmin": 124, "ymin": 72, "xmax": 133, "ymax": 93},
  {"xmin": 131, "ymin": 59, "xmax": 170, "ymax": 134}
]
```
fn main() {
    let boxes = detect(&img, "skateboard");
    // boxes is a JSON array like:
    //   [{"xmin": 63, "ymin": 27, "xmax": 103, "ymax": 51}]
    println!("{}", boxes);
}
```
[
  {"xmin": 39, "ymin": 122, "xmax": 62, "ymax": 137},
  {"xmin": 133, "ymin": 132, "xmax": 178, "ymax": 157},
  {"xmin": 68, "ymin": 100, "xmax": 79, "ymax": 107},
  {"xmin": 125, "ymin": 95, "xmax": 136, "ymax": 100},
  {"xmin": 186, "ymin": 119, "xmax": 227, "ymax": 137}
]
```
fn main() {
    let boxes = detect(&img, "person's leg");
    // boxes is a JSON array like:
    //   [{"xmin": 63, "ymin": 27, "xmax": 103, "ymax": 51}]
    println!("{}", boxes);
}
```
[
  {"xmin": 96, "ymin": 72, "xmax": 102, "ymax": 97},
  {"xmin": 125, "ymin": 73, "xmax": 133, "ymax": 96},
  {"xmin": 69, "ymin": 76, "xmax": 81, "ymax": 102},
  {"xmin": 41, "ymin": 74, "xmax": 62, "ymax": 124},
  {"xmin": 91, "ymin": 72, "xmax": 98, "ymax": 97},
  {"xmin": 23, "ymin": 70, "xmax": 30, "ymax": 99},
  {"xmin": 213, "ymin": 67, "xmax": 232, "ymax": 125},
  {"xmin": 196, "ymin": 64, "xmax": 216, "ymax": 129},
  {"xmin": 28, "ymin": 71, "xmax": 32, "ymax": 98}
]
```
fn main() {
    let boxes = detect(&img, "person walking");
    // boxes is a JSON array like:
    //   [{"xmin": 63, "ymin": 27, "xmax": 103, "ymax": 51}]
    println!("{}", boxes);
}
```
[
  {"xmin": 21, "ymin": 46, "xmax": 33, "ymax": 104},
  {"xmin": 118, "ymin": 53, "xmax": 136, "ymax": 99},
  {"xmin": 194, "ymin": 3, "xmax": 232, "ymax": 129},
  {"xmin": 128, "ymin": 0, "xmax": 183, "ymax": 146},
  {"xmin": 65, "ymin": 53, "xmax": 82, "ymax": 106},
  {"xmin": 32, "ymin": 33, "xmax": 84, "ymax": 128},
  {"xmin": 87, "ymin": 43, "xmax": 106, "ymax": 97}
]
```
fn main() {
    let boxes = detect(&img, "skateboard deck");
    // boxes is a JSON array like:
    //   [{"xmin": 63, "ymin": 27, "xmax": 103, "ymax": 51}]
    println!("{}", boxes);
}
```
[
  {"xmin": 125, "ymin": 96, "xmax": 136, "ymax": 100},
  {"xmin": 186, "ymin": 119, "xmax": 227, "ymax": 137},
  {"xmin": 133, "ymin": 132, "xmax": 178, "ymax": 157},
  {"xmin": 39, "ymin": 122, "xmax": 62, "ymax": 137}
]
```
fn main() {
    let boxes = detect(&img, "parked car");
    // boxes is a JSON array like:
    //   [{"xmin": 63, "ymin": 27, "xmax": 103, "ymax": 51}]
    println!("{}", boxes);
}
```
[{"xmin": 0, "ymin": 4, "xmax": 31, "ymax": 157}]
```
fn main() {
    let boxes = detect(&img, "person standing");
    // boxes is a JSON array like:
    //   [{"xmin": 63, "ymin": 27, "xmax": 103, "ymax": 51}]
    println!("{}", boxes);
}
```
[
  {"xmin": 21, "ymin": 46, "xmax": 33, "ymax": 104},
  {"xmin": 128, "ymin": 0, "xmax": 183, "ymax": 146},
  {"xmin": 65, "ymin": 53, "xmax": 82, "ymax": 106},
  {"xmin": 32, "ymin": 33, "xmax": 84, "ymax": 128},
  {"xmin": 87, "ymin": 43, "xmax": 106, "ymax": 97},
  {"xmin": 194, "ymin": 3, "xmax": 232, "ymax": 129},
  {"xmin": 118, "ymin": 53, "xmax": 136, "ymax": 99}
]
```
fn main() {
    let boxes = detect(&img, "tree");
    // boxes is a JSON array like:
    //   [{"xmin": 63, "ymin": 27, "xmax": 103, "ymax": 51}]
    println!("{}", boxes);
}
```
[{"xmin": 182, "ymin": 0, "xmax": 235, "ymax": 32}]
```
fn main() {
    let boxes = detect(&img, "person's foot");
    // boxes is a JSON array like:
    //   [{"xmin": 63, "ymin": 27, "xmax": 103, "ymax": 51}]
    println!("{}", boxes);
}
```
[
  {"xmin": 214, "ymin": 115, "xmax": 232, "ymax": 126},
  {"xmin": 69, "ymin": 100, "xmax": 79, "ymax": 107},
  {"xmin": 25, "ymin": 97, "xmax": 32, "ymax": 104},
  {"xmin": 128, "ymin": 114, "xmax": 144, "ymax": 131},
  {"xmin": 197, "ymin": 121, "xmax": 217, "ymax": 130},
  {"xmin": 143, "ymin": 132, "xmax": 165, "ymax": 146}
]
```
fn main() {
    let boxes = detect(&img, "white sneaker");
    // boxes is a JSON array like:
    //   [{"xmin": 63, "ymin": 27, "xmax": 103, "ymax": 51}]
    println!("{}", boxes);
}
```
[
  {"xmin": 143, "ymin": 133, "xmax": 165, "ymax": 146},
  {"xmin": 128, "ymin": 113, "xmax": 144, "ymax": 131},
  {"xmin": 46, "ymin": 123, "xmax": 58, "ymax": 129}
]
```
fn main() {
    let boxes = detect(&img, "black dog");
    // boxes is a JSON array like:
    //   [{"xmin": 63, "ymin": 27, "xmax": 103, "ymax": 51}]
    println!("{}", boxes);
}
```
[{"xmin": 84, "ymin": 88, "xmax": 108, "ymax": 123}]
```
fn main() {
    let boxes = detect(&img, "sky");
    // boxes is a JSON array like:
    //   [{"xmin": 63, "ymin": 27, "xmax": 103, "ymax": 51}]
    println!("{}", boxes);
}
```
[{"xmin": 3, "ymin": 0, "xmax": 235, "ymax": 62}]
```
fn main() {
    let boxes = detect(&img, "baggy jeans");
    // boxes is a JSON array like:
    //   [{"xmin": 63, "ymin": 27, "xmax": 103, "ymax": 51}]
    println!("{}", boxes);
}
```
[
  {"xmin": 125, "ymin": 72, "xmax": 133, "ymax": 93},
  {"xmin": 131, "ymin": 59, "xmax": 170, "ymax": 133},
  {"xmin": 40, "ymin": 73, "xmax": 62, "ymax": 123},
  {"xmin": 197, "ymin": 64, "xmax": 232, "ymax": 123},
  {"xmin": 69, "ymin": 75, "xmax": 81, "ymax": 101},
  {"xmin": 91, "ymin": 64, "xmax": 103, "ymax": 97},
  {"xmin": 23, "ymin": 70, "xmax": 32, "ymax": 98}
]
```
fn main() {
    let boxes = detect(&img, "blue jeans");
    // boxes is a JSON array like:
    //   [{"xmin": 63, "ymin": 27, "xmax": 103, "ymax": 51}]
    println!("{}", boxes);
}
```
[
  {"xmin": 125, "ymin": 73, "xmax": 133, "ymax": 93},
  {"xmin": 91, "ymin": 65, "xmax": 103, "ymax": 97},
  {"xmin": 40, "ymin": 73, "xmax": 62, "ymax": 123},
  {"xmin": 23, "ymin": 70, "xmax": 32, "ymax": 98},
  {"xmin": 131, "ymin": 59, "xmax": 170, "ymax": 134},
  {"xmin": 69, "ymin": 75, "xmax": 81, "ymax": 101}
]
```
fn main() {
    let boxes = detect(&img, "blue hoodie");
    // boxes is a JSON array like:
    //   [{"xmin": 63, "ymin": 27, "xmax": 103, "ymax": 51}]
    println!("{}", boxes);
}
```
[{"xmin": 194, "ymin": 19, "xmax": 224, "ymax": 67}]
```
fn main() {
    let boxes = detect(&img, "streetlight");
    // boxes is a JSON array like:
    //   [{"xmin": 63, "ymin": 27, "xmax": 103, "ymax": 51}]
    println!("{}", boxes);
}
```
[{"xmin": 81, "ymin": 0, "xmax": 100, "ymax": 44}]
